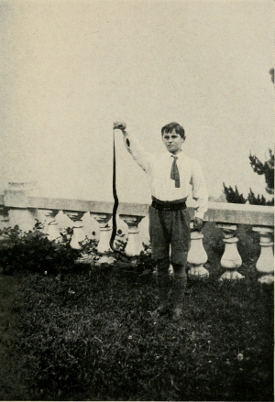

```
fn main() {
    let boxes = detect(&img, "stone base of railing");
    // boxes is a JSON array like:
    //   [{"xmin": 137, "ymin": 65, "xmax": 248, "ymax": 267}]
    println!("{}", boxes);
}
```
[
  {"xmin": 189, "ymin": 266, "xmax": 209, "ymax": 280},
  {"xmin": 219, "ymin": 270, "xmax": 245, "ymax": 281},
  {"xmin": 258, "ymin": 274, "xmax": 274, "ymax": 285}
]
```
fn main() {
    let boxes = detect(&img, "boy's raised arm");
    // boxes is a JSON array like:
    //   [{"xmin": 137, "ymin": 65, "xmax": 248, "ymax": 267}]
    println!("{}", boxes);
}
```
[{"xmin": 113, "ymin": 121, "xmax": 151, "ymax": 172}]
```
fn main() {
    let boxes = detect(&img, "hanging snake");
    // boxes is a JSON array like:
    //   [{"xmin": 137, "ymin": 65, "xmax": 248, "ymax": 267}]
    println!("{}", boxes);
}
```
[
  {"xmin": 109, "ymin": 127, "xmax": 119, "ymax": 252},
  {"xmin": 109, "ymin": 123, "xmax": 132, "ymax": 254}
]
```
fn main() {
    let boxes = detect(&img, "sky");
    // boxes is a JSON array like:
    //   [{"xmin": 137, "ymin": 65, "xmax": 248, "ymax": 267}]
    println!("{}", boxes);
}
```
[{"xmin": 0, "ymin": 0, "xmax": 273, "ymax": 204}]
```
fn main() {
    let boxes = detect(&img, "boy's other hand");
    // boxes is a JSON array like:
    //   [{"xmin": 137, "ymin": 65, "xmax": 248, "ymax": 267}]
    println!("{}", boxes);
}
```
[
  {"xmin": 113, "ymin": 121, "xmax": 127, "ymax": 131},
  {"xmin": 193, "ymin": 217, "xmax": 203, "ymax": 231}
]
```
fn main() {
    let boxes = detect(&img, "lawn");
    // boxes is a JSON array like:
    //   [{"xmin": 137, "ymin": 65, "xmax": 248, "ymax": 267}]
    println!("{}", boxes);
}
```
[{"xmin": 0, "ymin": 222, "xmax": 273, "ymax": 401}]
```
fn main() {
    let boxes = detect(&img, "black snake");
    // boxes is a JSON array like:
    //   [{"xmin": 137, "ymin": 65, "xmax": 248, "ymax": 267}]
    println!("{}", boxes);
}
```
[{"xmin": 109, "ymin": 128, "xmax": 120, "ymax": 253}]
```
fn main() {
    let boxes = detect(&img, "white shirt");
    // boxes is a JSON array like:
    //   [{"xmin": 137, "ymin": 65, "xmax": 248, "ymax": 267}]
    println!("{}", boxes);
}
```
[{"xmin": 123, "ymin": 132, "xmax": 208, "ymax": 219}]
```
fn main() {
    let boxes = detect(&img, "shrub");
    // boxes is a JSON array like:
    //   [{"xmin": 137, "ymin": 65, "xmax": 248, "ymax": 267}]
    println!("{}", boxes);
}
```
[{"xmin": 0, "ymin": 224, "xmax": 81, "ymax": 275}]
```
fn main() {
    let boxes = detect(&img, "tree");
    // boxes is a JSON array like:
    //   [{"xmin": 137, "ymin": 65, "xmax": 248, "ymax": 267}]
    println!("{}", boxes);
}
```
[
  {"xmin": 223, "ymin": 149, "xmax": 274, "ymax": 205},
  {"xmin": 249, "ymin": 149, "xmax": 274, "ymax": 195}
]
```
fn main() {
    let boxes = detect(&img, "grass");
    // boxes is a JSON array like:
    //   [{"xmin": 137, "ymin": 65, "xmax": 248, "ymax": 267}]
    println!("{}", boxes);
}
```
[
  {"xmin": 0, "ymin": 223, "xmax": 273, "ymax": 401},
  {"xmin": 0, "ymin": 274, "xmax": 28, "ymax": 400}
]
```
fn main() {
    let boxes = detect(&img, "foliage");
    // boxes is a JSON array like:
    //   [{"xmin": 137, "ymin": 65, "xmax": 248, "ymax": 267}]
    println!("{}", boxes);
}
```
[
  {"xmin": 249, "ymin": 149, "xmax": 274, "ymax": 176},
  {"xmin": 0, "ymin": 222, "xmax": 156, "ymax": 278},
  {"xmin": 0, "ymin": 223, "xmax": 81, "ymax": 275},
  {"xmin": 80, "ymin": 228, "xmax": 156, "ymax": 274},
  {"xmin": 247, "ymin": 189, "xmax": 274, "ymax": 206},
  {"xmin": 222, "ymin": 183, "xmax": 246, "ymax": 204},
  {"xmin": 249, "ymin": 149, "xmax": 274, "ymax": 194},
  {"xmin": 223, "ymin": 149, "xmax": 274, "ymax": 205}
]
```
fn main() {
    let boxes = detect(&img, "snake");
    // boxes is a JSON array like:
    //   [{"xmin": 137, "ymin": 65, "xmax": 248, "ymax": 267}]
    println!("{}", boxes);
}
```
[{"xmin": 109, "ymin": 128, "xmax": 120, "ymax": 253}]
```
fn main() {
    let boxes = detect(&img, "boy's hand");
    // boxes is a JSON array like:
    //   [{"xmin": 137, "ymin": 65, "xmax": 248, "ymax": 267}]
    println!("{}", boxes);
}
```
[
  {"xmin": 113, "ymin": 121, "xmax": 127, "ymax": 131},
  {"xmin": 193, "ymin": 217, "xmax": 203, "ymax": 231}
]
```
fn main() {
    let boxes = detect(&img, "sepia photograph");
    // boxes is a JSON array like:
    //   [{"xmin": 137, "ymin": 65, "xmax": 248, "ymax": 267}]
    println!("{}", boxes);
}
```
[{"xmin": 0, "ymin": 0, "xmax": 273, "ymax": 400}]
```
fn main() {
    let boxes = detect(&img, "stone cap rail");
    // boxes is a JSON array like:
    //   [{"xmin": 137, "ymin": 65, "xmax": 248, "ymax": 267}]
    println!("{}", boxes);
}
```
[{"xmin": 2, "ymin": 195, "xmax": 274, "ymax": 227}]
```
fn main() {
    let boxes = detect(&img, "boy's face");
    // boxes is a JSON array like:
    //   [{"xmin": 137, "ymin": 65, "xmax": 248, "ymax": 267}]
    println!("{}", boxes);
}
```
[{"xmin": 162, "ymin": 129, "xmax": 184, "ymax": 154}]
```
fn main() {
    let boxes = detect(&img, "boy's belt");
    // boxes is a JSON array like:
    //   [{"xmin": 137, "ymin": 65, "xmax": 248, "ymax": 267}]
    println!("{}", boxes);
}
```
[{"xmin": 151, "ymin": 196, "xmax": 187, "ymax": 211}]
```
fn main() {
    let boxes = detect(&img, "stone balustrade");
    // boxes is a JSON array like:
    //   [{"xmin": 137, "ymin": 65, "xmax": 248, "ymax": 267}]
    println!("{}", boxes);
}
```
[{"xmin": 0, "ymin": 182, "xmax": 274, "ymax": 283}]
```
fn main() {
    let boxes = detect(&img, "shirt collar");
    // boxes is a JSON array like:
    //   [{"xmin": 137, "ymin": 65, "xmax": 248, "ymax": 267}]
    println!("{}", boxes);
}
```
[{"xmin": 168, "ymin": 151, "xmax": 185, "ymax": 159}]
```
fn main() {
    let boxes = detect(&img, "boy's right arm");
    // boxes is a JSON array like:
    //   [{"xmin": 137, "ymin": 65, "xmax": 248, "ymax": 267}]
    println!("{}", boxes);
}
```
[{"xmin": 113, "ymin": 121, "xmax": 151, "ymax": 172}]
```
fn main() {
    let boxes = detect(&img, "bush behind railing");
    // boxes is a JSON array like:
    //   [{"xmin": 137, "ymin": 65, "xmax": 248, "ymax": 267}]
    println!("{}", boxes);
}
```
[{"xmin": 0, "ymin": 223, "xmax": 155, "ymax": 276}]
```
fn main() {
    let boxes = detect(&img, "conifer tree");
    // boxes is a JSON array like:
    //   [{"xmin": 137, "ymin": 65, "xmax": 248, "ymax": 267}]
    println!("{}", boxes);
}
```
[{"xmin": 223, "ymin": 149, "xmax": 274, "ymax": 205}]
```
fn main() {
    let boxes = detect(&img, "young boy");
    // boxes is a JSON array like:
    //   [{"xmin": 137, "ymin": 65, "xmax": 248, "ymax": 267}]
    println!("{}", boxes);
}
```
[{"xmin": 113, "ymin": 121, "xmax": 208, "ymax": 319}]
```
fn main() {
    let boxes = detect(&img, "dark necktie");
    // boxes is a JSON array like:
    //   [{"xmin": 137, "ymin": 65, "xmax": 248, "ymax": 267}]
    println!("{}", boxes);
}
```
[{"xmin": 170, "ymin": 155, "xmax": 180, "ymax": 188}]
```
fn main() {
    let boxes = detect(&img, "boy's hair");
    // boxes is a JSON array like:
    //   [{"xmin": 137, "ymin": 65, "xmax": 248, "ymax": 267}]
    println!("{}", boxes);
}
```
[{"xmin": 161, "ymin": 122, "xmax": 186, "ymax": 139}]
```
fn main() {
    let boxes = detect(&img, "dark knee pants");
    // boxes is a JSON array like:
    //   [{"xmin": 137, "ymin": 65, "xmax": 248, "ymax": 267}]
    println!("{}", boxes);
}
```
[{"xmin": 149, "ymin": 206, "xmax": 190, "ymax": 265}]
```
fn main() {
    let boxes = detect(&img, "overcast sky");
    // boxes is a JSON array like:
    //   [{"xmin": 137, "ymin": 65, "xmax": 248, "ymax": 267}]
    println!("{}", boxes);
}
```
[{"xmin": 0, "ymin": 0, "xmax": 273, "ymax": 203}]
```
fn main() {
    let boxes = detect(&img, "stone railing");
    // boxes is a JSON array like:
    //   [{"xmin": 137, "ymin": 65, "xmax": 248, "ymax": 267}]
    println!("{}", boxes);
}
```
[{"xmin": 0, "ymin": 182, "xmax": 274, "ymax": 284}]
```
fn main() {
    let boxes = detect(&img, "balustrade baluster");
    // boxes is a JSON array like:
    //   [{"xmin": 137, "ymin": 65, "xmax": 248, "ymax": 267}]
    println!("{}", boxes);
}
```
[
  {"xmin": 40, "ymin": 209, "xmax": 61, "ymax": 242},
  {"xmin": 65, "ymin": 211, "xmax": 86, "ymax": 249},
  {"xmin": 82, "ymin": 212, "xmax": 97, "ymax": 240},
  {"xmin": 217, "ymin": 223, "xmax": 244, "ymax": 281},
  {"xmin": 120, "ymin": 215, "xmax": 145, "ymax": 257},
  {"xmin": 91, "ymin": 213, "xmax": 112, "ymax": 254},
  {"xmin": 187, "ymin": 222, "xmax": 209, "ymax": 279},
  {"xmin": 8, "ymin": 208, "xmax": 35, "ymax": 232},
  {"xmin": 252, "ymin": 226, "xmax": 274, "ymax": 284},
  {"xmin": 27, "ymin": 208, "xmax": 45, "ymax": 231}
]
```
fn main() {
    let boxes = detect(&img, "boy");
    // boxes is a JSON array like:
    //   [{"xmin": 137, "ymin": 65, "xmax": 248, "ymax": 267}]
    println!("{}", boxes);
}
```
[{"xmin": 113, "ymin": 121, "xmax": 208, "ymax": 319}]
